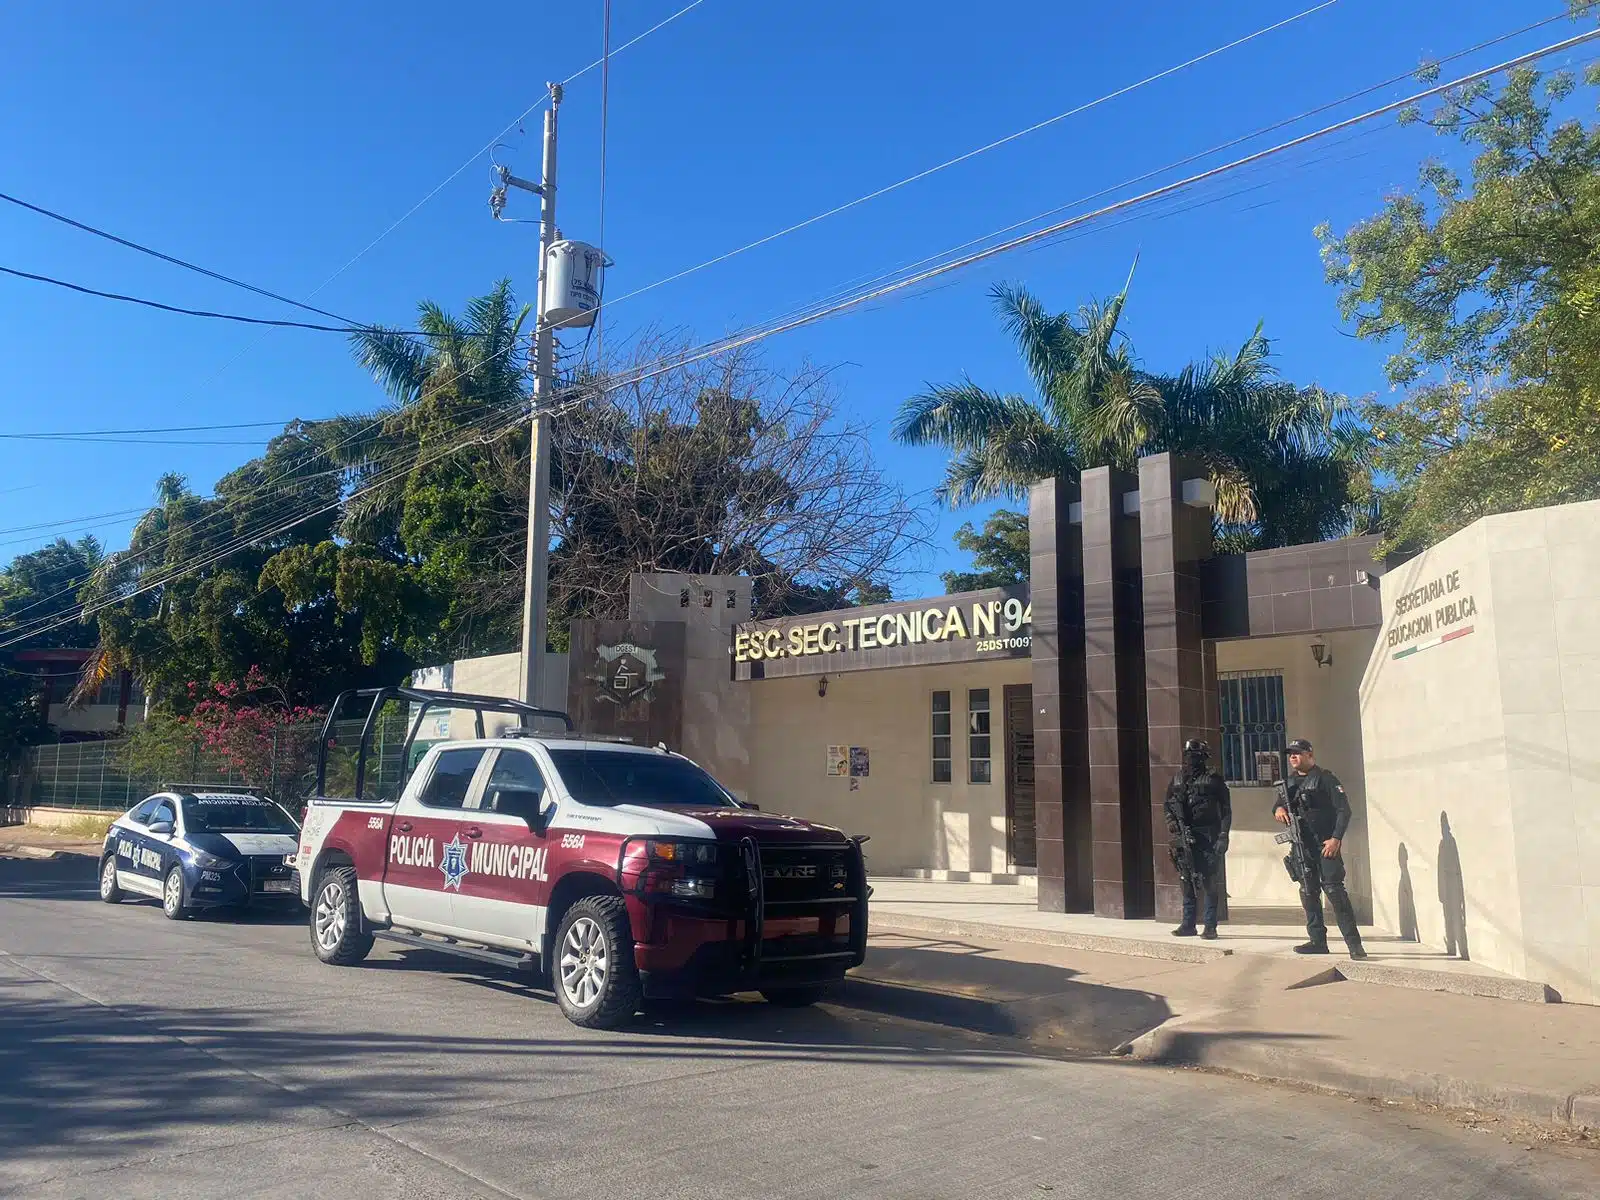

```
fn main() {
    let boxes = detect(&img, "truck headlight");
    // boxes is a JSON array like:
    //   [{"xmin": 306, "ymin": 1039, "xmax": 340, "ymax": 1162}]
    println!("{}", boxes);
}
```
[
  {"xmin": 668, "ymin": 878, "xmax": 716, "ymax": 900},
  {"xmin": 647, "ymin": 840, "xmax": 718, "ymax": 866}
]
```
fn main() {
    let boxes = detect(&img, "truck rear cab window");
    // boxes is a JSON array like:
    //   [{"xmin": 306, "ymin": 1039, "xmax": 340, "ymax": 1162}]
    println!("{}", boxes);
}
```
[{"xmin": 419, "ymin": 748, "xmax": 487, "ymax": 810}]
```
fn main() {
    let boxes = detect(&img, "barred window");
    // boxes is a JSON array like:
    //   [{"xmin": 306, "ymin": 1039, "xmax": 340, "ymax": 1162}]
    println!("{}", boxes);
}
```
[
  {"xmin": 931, "ymin": 691, "xmax": 952, "ymax": 783},
  {"xmin": 968, "ymin": 688, "xmax": 992, "ymax": 784},
  {"xmin": 1218, "ymin": 669, "xmax": 1286, "ymax": 784}
]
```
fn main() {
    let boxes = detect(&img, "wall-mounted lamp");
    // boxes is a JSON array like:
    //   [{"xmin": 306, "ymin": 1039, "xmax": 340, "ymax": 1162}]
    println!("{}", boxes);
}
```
[
  {"xmin": 1311, "ymin": 638, "xmax": 1333, "ymax": 670},
  {"xmin": 818, "ymin": 676, "xmax": 829, "ymax": 698}
]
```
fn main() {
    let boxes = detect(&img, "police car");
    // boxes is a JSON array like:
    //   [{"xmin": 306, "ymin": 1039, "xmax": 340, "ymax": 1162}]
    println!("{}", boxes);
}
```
[{"xmin": 98, "ymin": 789, "xmax": 303, "ymax": 919}]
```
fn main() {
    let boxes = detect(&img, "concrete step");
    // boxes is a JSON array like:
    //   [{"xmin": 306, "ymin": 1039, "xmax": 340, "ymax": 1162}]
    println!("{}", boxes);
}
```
[
  {"xmin": 896, "ymin": 869, "xmax": 1037, "ymax": 887},
  {"xmin": 870, "ymin": 911, "xmax": 1232, "ymax": 964}
]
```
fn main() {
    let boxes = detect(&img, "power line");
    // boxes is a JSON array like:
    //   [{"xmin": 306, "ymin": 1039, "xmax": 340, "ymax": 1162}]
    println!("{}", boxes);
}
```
[
  {"xmin": 684, "ymin": 10, "xmax": 1583, "ymax": 360},
  {"xmin": 0, "ymin": 189, "xmax": 366, "ymax": 326},
  {"xmin": 602, "ymin": 0, "xmax": 1341, "ymax": 311},
  {"xmin": 0, "ymin": 265, "xmax": 431, "ymax": 334},
  {"xmin": 8, "ymin": 24, "xmax": 1584, "ymax": 650},
  {"xmin": 0, "ymin": 421, "xmax": 288, "ymax": 439},
  {"xmin": 319, "ymin": 0, "xmax": 710, "ymax": 294},
  {"xmin": 575, "ymin": 29, "xmax": 1600, "ymax": 416},
  {"xmin": 0, "ymin": 329, "xmax": 542, "ymax": 639}
]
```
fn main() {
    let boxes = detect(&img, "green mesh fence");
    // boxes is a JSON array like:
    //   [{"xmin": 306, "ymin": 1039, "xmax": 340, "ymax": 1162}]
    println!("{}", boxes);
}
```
[{"xmin": 15, "ymin": 709, "xmax": 410, "ymax": 812}]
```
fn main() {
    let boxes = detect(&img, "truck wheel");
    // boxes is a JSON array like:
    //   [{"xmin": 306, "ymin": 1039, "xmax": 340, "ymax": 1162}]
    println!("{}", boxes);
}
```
[
  {"xmin": 99, "ymin": 855, "xmax": 123, "ymax": 904},
  {"xmin": 761, "ymin": 984, "xmax": 830, "ymax": 1008},
  {"xmin": 552, "ymin": 895, "xmax": 641, "ymax": 1030},
  {"xmin": 162, "ymin": 865, "xmax": 188, "ymax": 920},
  {"xmin": 311, "ymin": 865, "xmax": 373, "ymax": 965}
]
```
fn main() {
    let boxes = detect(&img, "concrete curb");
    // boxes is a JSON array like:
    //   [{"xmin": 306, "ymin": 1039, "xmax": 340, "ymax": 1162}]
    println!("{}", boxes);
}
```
[
  {"xmin": 1123, "ymin": 1015, "xmax": 1599, "ymax": 1128},
  {"xmin": 0, "ymin": 842, "xmax": 98, "ymax": 861},
  {"xmin": 1335, "ymin": 959, "xmax": 1558, "ymax": 1004},
  {"xmin": 871, "ymin": 913, "xmax": 1233, "ymax": 964}
]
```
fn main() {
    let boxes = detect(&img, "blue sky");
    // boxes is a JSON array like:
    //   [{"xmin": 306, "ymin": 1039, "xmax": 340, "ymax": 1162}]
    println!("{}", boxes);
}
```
[{"xmin": 0, "ymin": 1, "xmax": 1588, "ymax": 598}]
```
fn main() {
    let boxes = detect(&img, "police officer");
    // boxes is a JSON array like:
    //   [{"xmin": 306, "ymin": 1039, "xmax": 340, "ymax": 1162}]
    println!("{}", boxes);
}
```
[
  {"xmin": 1164, "ymin": 738, "xmax": 1231, "ymax": 940},
  {"xmin": 1275, "ymin": 738, "xmax": 1367, "ymax": 960}
]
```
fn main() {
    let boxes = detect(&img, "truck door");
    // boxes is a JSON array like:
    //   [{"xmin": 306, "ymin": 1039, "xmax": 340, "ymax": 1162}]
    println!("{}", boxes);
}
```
[
  {"xmin": 450, "ymin": 747, "xmax": 554, "ymax": 949},
  {"xmin": 382, "ymin": 746, "xmax": 491, "ymax": 934}
]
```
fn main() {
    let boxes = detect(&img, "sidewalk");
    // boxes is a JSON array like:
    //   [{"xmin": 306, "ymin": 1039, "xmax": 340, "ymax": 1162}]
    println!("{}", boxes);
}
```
[
  {"xmin": 846, "ymin": 879, "xmax": 1600, "ymax": 1130},
  {"xmin": 0, "ymin": 823, "xmax": 105, "ymax": 860}
]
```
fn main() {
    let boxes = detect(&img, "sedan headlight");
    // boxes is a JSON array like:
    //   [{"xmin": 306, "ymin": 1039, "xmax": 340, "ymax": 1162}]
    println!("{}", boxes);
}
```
[{"xmin": 189, "ymin": 849, "xmax": 234, "ymax": 871}]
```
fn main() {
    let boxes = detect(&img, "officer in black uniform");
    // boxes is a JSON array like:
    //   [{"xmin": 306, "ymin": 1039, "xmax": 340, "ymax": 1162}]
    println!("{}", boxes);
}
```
[
  {"xmin": 1164, "ymin": 738, "xmax": 1231, "ymax": 940},
  {"xmin": 1275, "ymin": 738, "xmax": 1367, "ymax": 960}
]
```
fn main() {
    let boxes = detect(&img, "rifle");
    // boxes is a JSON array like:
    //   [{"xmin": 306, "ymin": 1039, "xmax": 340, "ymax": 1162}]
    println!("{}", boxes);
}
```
[
  {"xmin": 1274, "ymin": 779, "xmax": 1315, "ymax": 885},
  {"xmin": 1165, "ymin": 781, "xmax": 1201, "ymax": 881}
]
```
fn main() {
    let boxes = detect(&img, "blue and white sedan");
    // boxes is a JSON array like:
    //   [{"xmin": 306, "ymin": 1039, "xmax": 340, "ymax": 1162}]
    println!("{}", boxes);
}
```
[{"xmin": 98, "ymin": 791, "xmax": 303, "ymax": 919}]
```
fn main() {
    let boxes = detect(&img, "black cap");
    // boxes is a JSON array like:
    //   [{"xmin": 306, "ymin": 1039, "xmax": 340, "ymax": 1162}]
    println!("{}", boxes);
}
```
[
  {"xmin": 1183, "ymin": 738, "xmax": 1210, "ymax": 755},
  {"xmin": 1287, "ymin": 738, "xmax": 1313, "ymax": 753}
]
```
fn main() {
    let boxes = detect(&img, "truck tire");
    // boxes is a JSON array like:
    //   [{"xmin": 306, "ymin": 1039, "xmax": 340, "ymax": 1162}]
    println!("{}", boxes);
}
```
[
  {"xmin": 311, "ymin": 864, "xmax": 373, "ymax": 965},
  {"xmin": 761, "ymin": 984, "xmax": 830, "ymax": 1008},
  {"xmin": 99, "ymin": 855, "xmax": 123, "ymax": 904},
  {"xmin": 552, "ymin": 895, "xmax": 642, "ymax": 1030},
  {"xmin": 162, "ymin": 865, "xmax": 189, "ymax": 920}
]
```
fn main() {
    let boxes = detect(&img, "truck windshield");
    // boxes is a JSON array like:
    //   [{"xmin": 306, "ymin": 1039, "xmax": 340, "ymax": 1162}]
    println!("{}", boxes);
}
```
[
  {"xmin": 181, "ymin": 796, "xmax": 299, "ymax": 834},
  {"xmin": 546, "ymin": 750, "xmax": 738, "ymax": 808}
]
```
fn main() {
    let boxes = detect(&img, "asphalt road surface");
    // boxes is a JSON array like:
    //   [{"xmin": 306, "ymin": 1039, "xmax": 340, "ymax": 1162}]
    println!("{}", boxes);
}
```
[{"xmin": 2, "ymin": 855, "xmax": 1596, "ymax": 1200}]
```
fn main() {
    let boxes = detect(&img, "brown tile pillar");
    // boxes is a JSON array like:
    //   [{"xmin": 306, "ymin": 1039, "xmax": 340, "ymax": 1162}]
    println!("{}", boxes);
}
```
[
  {"xmin": 1028, "ymin": 477, "xmax": 1091, "ymax": 912},
  {"xmin": 1139, "ymin": 453, "xmax": 1218, "ymax": 922},
  {"xmin": 1082, "ymin": 467, "xmax": 1151, "ymax": 917}
]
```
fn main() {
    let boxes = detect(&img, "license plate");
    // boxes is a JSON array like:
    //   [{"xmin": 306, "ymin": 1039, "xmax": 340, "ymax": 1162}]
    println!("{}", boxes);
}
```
[{"xmin": 261, "ymin": 879, "xmax": 295, "ymax": 893}]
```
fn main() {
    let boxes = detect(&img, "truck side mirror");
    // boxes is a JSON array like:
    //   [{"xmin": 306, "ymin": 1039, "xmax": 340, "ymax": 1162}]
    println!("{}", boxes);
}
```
[{"xmin": 489, "ymin": 787, "xmax": 549, "ymax": 832}]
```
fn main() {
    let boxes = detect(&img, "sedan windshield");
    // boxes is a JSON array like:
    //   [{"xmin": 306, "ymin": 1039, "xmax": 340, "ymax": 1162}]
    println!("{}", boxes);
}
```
[
  {"xmin": 546, "ymin": 750, "xmax": 738, "ymax": 808},
  {"xmin": 181, "ymin": 796, "xmax": 298, "ymax": 834}
]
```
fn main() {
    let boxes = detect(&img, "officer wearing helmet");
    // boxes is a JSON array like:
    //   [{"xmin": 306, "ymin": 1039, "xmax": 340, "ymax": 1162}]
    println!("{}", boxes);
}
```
[{"xmin": 1163, "ymin": 737, "xmax": 1231, "ymax": 939}]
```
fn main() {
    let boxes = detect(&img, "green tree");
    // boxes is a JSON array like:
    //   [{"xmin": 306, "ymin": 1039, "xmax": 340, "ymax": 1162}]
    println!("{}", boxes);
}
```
[
  {"xmin": 1318, "ymin": 42, "xmax": 1600, "ymax": 553},
  {"xmin": 893, "ymin": 281, "xmax": 1368, "ymax": 552},
  {"xmin": 942, "ymin": 509, "xmax": 1029, "ymax": 592},
  {"xmin": 0, "ymin": 536, "xmax": 104, "ymax": 651}
]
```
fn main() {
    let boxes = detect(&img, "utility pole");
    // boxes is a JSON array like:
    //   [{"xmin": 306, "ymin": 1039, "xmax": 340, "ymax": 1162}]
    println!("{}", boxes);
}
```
[{"xmin": 511, "ymin": 83, "xmax": 561, "ymax": 707}]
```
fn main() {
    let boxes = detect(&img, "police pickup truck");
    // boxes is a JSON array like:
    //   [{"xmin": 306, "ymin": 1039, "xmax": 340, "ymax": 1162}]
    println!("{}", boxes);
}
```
[{"xmin": 296, "ymin": 687, "xmax": 869, "ymax": 1029}]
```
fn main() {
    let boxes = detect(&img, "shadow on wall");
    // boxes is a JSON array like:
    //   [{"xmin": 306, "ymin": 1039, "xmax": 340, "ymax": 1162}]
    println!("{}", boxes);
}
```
[
  {"xmin": 1438, "ymin": 811, "xmax": 1469, "ymax": 961},
  {"xmin": 1396, "ymin": 843, "xmax": 1418, "ymax": 942}
]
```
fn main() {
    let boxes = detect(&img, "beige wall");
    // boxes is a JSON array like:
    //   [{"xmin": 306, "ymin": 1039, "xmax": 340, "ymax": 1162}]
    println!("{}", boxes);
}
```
[
  {"xmin": 423, "ymin": 652, "xmax": 570, "ymax": 738},
  {"xmin": 1215, "ymin": 627, "xmax": 1377, "ymax": 920},
  {"xmin": 1362, "ymin": 500, "xmax": 1600, "ymax": 1003},
  {"xmin": 748, "ymin": 658, "xmax": 1033, "ymax": 874}
]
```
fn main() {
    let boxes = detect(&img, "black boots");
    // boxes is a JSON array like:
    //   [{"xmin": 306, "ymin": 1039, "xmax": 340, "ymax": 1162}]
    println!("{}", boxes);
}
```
[
  {"xmin": 1201, "ymin": 926, "xmax": 1218, "ymax": 940},
  {"xmin": 1347, "ymin": 943, "xmax": 1369, "ymax": 960},
  {"xmin": 1171, "ymin": 924, "xmax": 1197, "ymax": 937},
  {"xmin": 1293, "ymin": 940, "xmax": 1330, "ymax": 955}
]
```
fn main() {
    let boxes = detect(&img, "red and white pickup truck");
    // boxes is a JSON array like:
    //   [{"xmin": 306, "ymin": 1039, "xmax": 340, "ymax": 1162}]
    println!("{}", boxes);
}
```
[{"xmin": 296, "ymin": 687, "xmax": 869, "ymax": 1028}]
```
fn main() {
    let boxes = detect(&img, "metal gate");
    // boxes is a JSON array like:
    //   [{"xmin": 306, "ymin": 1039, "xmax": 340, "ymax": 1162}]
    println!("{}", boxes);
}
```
[{"xmin": 1003, "ymin": 684, "xmax": 1036, "ymax": 869}]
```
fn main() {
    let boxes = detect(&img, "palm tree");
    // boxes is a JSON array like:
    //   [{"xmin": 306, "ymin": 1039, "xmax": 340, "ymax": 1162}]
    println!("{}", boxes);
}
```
[
  {"xmin": 339, "ymin": 279, "xmax": 533, "ymax": 538},
  {"xmin": 893, "ymin": 279, "xmax": 1370, "ymax": 549}
]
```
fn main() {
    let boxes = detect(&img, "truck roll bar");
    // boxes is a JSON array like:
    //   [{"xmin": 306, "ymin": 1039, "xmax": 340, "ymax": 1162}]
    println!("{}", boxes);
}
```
[{"xmin": 316, "ymin": 685, "xmax": 574, "ymax": 800}]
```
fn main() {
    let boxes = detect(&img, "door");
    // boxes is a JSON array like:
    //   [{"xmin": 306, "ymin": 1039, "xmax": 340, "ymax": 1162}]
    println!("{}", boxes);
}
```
[
  {"xmin": 451, "ymin": 748, "xmax": 554, "ymax": 949},
  {"xmin": 112, "ymin": 797, "xmax": 164, "ymax": 896},
  {"xmin": 384, "ymin": 746, "xmax": 491, "ymax": 933},
  {"xmin": 1004, "ymin": 685, "xmax": 1036, "ymax": 869}
]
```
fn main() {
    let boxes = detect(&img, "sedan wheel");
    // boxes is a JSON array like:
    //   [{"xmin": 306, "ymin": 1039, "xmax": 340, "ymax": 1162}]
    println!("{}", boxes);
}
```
[
  {"xmin": 99, "ymin": 856, "xmax": 123, "ymax": 904},
  {"xmin": 162, "ymin": 866, "xmax": 187, "ymax": 920}
]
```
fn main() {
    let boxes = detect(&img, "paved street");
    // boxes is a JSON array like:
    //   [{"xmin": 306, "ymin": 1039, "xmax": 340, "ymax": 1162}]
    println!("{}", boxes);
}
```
[{"xmin": 2, "ymin": 855, "xmax": 1595, "ymax": 1200}]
